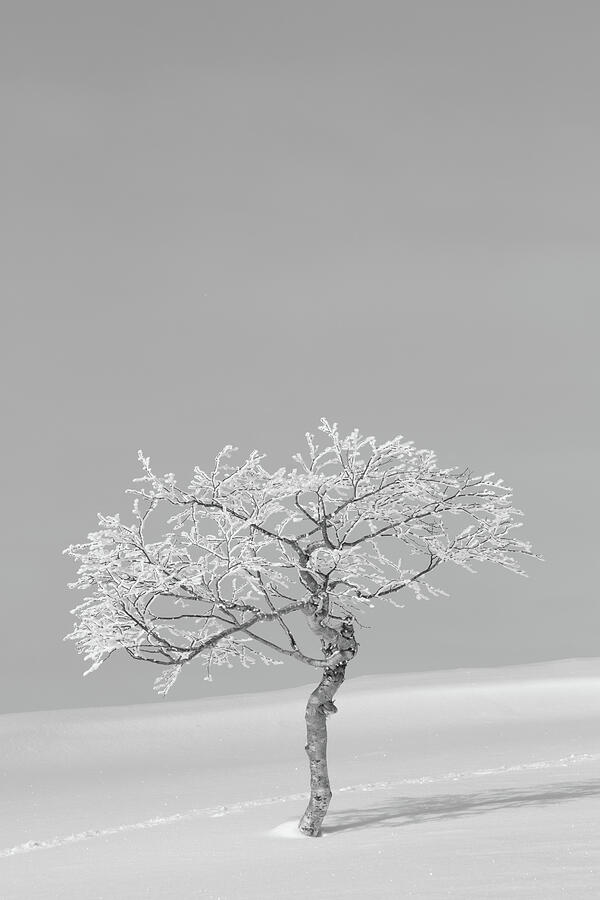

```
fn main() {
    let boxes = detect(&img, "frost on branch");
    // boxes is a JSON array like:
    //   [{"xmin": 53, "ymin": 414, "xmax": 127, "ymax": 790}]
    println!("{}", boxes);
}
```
[
  {"xmin": 154, "ymin": 664, "xmax": 182, "ymax": 696},
  {"xmin": 63, "ymin": 418, "xmax": 540, "ymax": 694}
]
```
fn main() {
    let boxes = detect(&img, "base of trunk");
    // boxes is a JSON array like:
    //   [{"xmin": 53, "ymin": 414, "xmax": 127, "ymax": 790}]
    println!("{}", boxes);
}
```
[{"xmin": 298, "ymin": 786, "xmax": 333, "ymax": 837}]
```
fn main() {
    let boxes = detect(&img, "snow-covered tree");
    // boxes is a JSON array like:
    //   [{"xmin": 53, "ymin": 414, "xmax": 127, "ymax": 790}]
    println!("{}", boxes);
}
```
[{"xmin": 64, "ymin": 419, "xmax": 539, "ymax": 837}]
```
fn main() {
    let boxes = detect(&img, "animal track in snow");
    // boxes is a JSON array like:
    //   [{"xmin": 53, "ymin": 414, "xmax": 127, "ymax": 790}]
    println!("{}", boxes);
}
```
[{"xmin": 2, "ymin": 752, "xmax": 599, "ymax": 858}]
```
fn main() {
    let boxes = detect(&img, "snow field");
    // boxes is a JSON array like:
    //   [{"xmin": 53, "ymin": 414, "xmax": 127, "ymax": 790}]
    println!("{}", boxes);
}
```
[{"xmin": 2, "ymin": 659, "xmax": 600, "ymax": 898}]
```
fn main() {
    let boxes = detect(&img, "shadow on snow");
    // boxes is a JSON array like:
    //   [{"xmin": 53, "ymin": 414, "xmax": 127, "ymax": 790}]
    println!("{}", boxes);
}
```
[{"xmin": 322, "ymin": 779, "xmax": 600, "ymax": 834}]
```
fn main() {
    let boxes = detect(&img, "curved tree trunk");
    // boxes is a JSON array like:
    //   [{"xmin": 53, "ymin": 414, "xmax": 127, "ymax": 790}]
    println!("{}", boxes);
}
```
[
  {"xmin": 298, "ymin": 595, "xmax": 358, "ymax": 837},
  {"xmin": 298, "ymin": 663, "xmax": 347, "ymax": 836}
]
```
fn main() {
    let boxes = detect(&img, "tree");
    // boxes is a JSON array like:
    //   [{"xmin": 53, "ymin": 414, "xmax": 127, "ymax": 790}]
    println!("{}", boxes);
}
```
[{"xmin": 64, "ymin": 419, "xmax": 539, "ymax": 837}]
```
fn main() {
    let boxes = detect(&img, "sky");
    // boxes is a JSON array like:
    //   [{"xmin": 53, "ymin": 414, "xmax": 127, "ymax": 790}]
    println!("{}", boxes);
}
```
[{"xmin": 1, "ymin": 1, "xmax": 598, "ymax": 713}]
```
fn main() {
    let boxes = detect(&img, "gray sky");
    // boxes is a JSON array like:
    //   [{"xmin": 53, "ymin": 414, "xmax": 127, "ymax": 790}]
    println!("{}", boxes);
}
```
[{"xmin": 1, "ymin": 1, "xmax": 598, "ymax": 713}]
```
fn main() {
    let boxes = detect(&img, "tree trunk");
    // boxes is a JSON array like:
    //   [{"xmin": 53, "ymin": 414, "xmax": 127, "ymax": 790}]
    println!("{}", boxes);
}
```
[
  {"xmin": 298, "ymin": 662, "xmax": 347, "ymax": 837},
  {"xmin": 298, "ymin": 597, "xmax": 358, "ymax": 837}
]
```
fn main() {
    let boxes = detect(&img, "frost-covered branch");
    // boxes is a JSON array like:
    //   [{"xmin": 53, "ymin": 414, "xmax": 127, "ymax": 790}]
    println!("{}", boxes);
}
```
[{"xmin": 64, "ymin": 418, "xmax": 540, "ymax": 695}]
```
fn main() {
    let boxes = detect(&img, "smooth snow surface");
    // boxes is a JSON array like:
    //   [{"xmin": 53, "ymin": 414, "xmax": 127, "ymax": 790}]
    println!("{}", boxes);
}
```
[{"xmin": 2, "ymin": 658, "xmax": 600, "ymax": 898}]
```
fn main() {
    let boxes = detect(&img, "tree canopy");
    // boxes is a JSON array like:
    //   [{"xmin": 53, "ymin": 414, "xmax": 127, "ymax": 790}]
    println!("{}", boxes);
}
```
[{"xmin": 64, "ymin": 419, "xmax": 539, "ymax": 695}]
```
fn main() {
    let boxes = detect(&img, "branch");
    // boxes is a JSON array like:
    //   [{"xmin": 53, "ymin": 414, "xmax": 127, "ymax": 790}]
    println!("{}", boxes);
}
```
[
  {"xmin": 184, "ymin": 598, "xmax": 312, "ymax": 661},
  {"xmin": 244, "ymin": 564, "xmax": 300, "ymax": 652},
  {"xmin": 239, "ymin": 628, "xmax": 333, "ymax": 668},
  {"xmin": 193, "ymin": 499, "xmax": 299, "ymax": 550},
  {"xmin": 294, "ymin": 492, "xmax": 319, "ymax": 526},
  {"xmin": 357, "ymin": 554, "xmax": 440, "ymax": 599},
  {"xmin": 317, "ymin": 493, "xmax": 336, "ymax": 549}
]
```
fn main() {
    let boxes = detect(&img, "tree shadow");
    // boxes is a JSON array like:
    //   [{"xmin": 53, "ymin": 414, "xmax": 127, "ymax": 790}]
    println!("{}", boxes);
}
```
[{"xmin": 323, "ymin": 779, "xmax": 600, "ymax": 834}]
